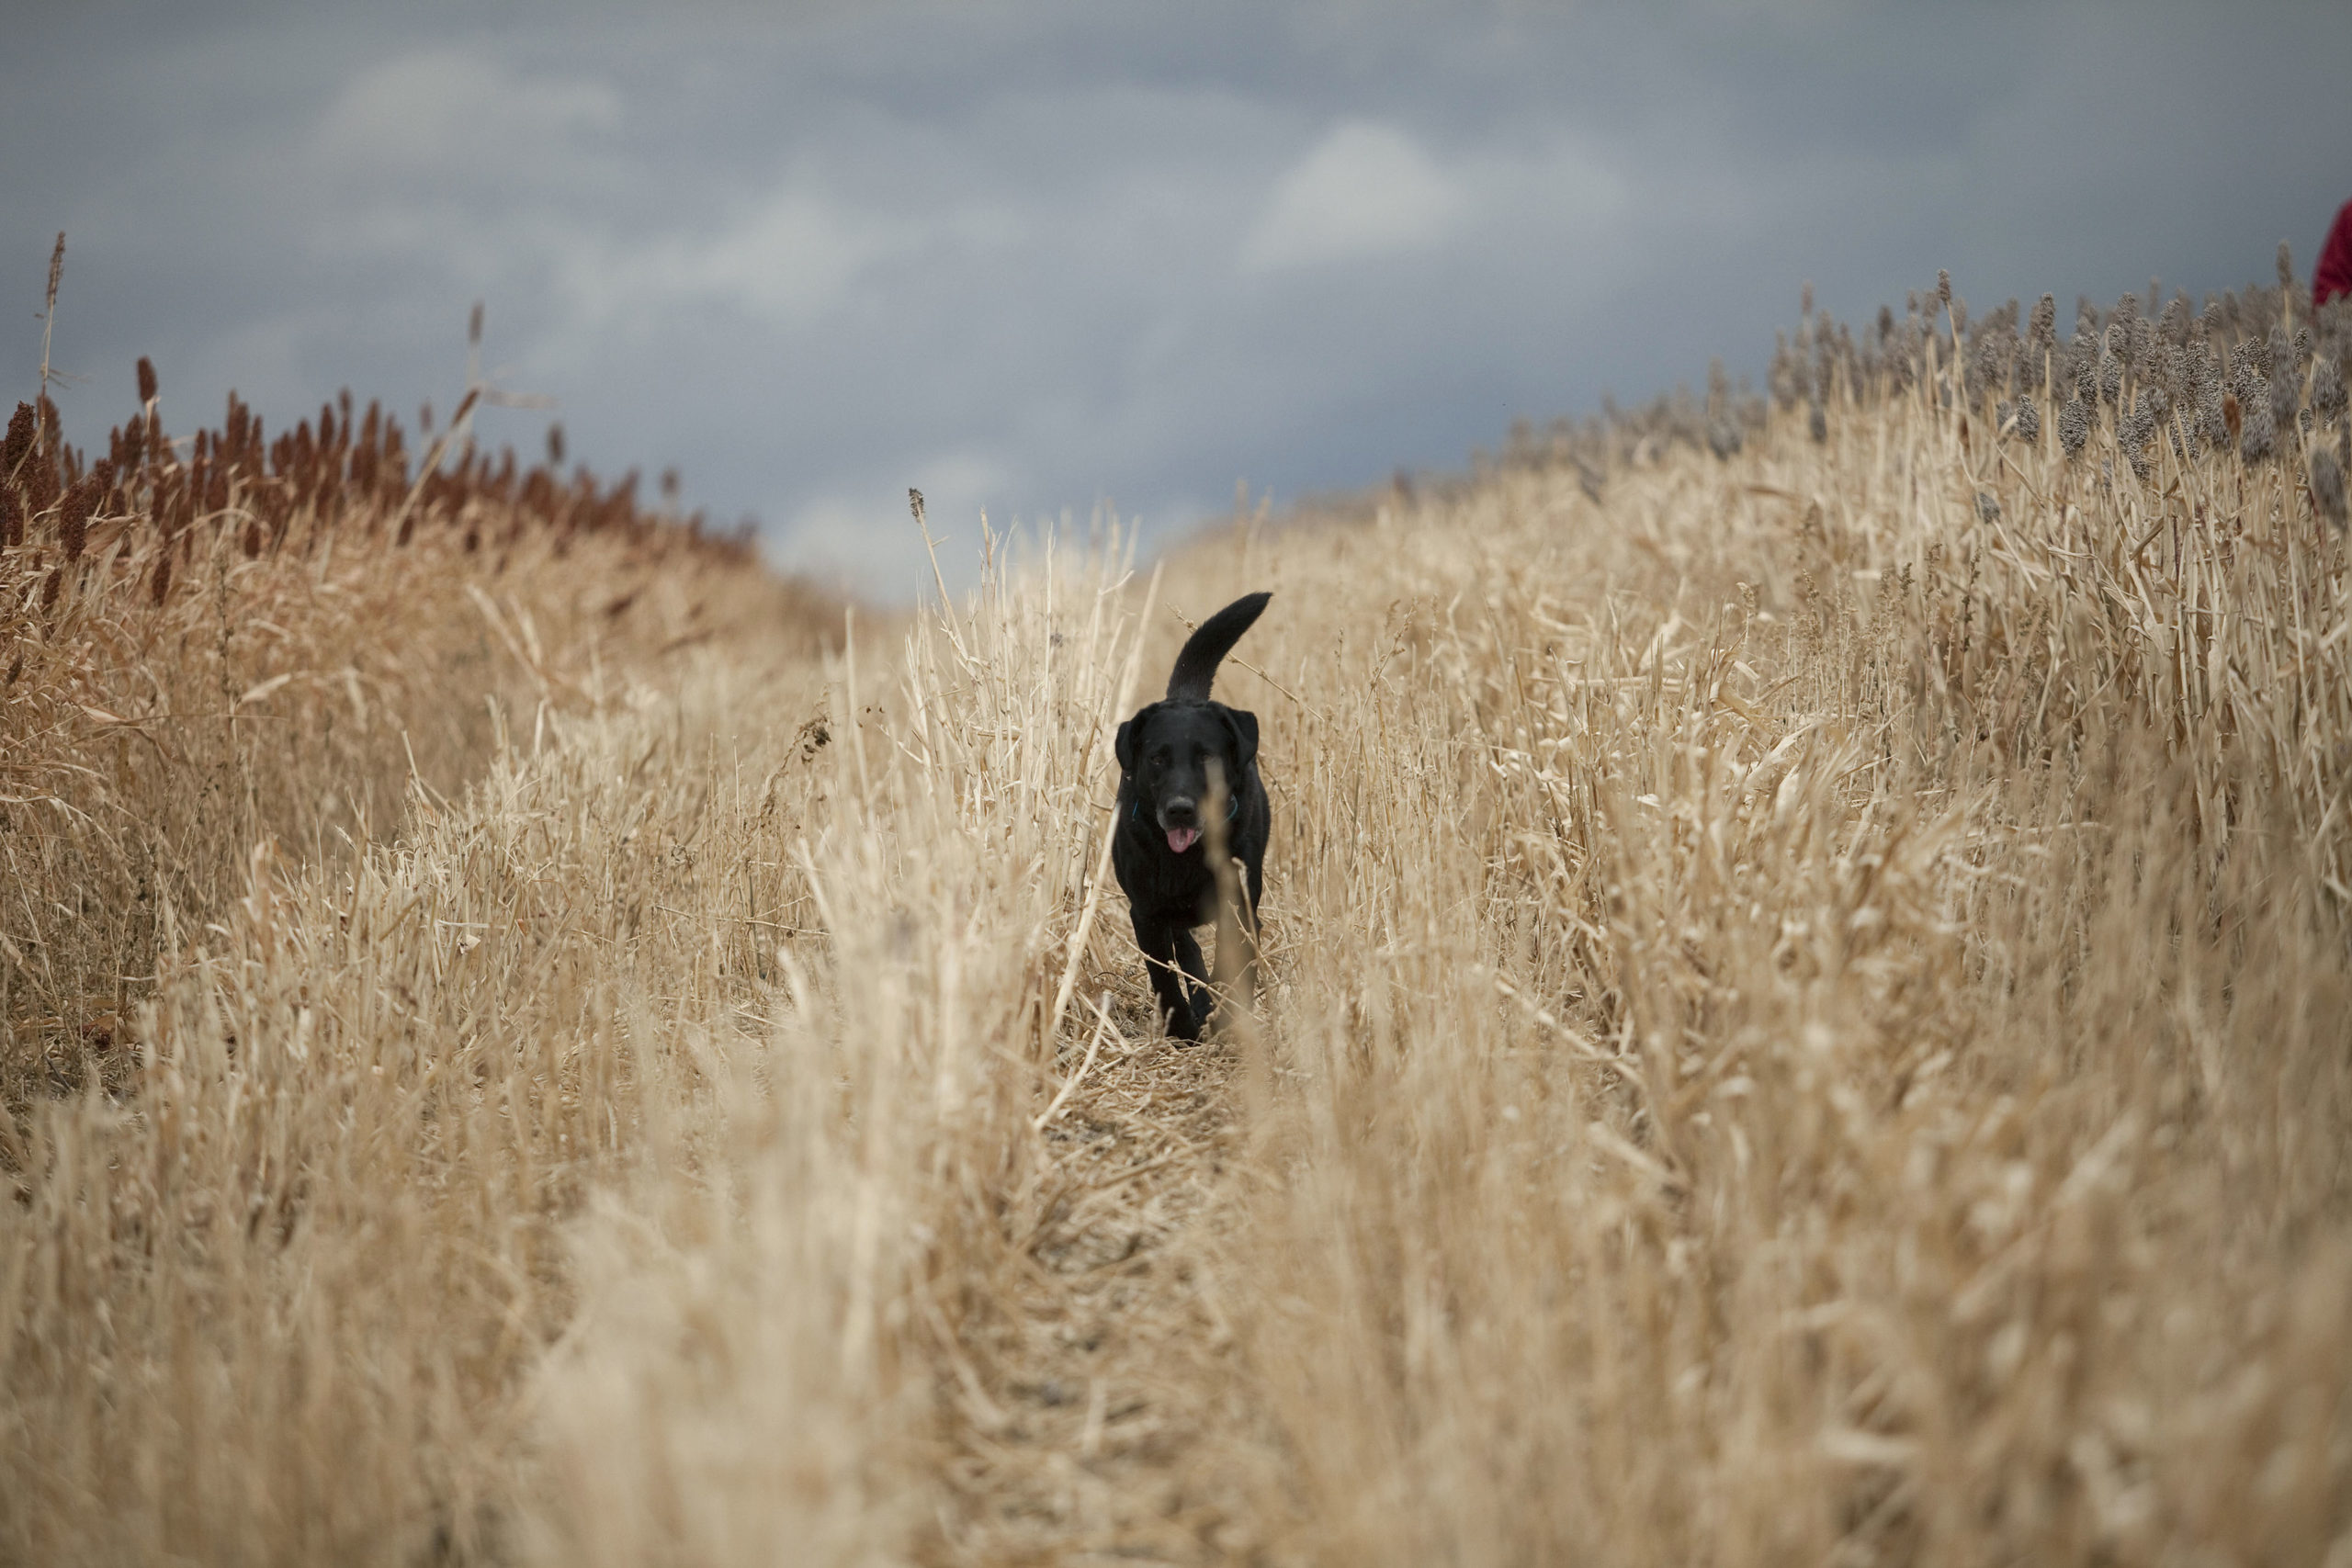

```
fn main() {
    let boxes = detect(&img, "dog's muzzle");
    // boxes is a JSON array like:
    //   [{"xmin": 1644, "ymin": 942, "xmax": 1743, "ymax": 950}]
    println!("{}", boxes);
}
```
[{"xmin": 1159, "ymin": 797, "xmax": 1201, "ymax": 854}]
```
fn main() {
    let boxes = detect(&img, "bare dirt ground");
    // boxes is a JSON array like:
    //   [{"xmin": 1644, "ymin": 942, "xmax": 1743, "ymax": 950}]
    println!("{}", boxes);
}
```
[{"xmin": 929, "ymin": 1020, "xmax": 1267, "ymax": 1564}]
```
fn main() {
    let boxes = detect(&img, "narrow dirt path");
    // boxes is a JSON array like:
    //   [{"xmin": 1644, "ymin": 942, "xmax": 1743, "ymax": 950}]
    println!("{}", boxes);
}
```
[{"xmin": 927, "ymin": 1004, "xmax": 1281, "ymax": 1566}]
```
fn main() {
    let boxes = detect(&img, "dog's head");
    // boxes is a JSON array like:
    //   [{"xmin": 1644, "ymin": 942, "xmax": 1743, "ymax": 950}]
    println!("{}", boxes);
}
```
[{"xmin": 1116, "ymin": 700, "xmax": 1259, "ymax": 854}]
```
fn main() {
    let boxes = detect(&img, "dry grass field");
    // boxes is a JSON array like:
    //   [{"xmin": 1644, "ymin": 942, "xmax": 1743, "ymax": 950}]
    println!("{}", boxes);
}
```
[{"xmin": 6, "ymin": 265, "xmax": 2351, "ymax": 1566}]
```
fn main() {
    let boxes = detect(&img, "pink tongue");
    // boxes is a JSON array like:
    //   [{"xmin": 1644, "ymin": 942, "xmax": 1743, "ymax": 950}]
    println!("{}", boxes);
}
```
[{"xmin": 1167, "ymin": 827, "xmax": 1201, "ymax": 853}]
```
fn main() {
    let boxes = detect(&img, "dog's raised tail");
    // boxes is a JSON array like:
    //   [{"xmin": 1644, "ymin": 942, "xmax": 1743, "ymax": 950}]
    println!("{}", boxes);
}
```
[{"xmin": 1165, "ymin": 591, "xmax": 1272, "ymax": 703}]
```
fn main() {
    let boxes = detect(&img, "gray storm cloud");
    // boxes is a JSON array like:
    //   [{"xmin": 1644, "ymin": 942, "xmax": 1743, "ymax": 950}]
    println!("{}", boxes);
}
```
[{"xmin": 4, "ymin": 0, "xmax": 2347, "ymax": 597}]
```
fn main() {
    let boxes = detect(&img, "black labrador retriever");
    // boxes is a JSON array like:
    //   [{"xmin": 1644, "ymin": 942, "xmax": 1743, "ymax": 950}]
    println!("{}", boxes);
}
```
[{"xmin": 1114, "ymin": 592, "xmax": 1272, "ymax": 1041}]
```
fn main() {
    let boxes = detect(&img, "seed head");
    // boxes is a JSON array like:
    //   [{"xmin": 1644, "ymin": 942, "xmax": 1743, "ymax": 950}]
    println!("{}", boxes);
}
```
[
  {"xmin": 2011, "ymin": 395, "xmax": 2040, "ymax": 444},
  {"xmin": 149, "ymin": 549, "xmax": 173, "ymax": 605},
  {"xmin": 1808, "ymin": 400, "xmax": 1827, "ymax": 444},
  {"xmin": 2161, "ymin": 344, "xmax": 2192, "ymax": 400},
  {"xmin": 2120, "ymin": 403, "xmax": 2156, "ymax": 479},
  {"xmin": 2270, "ymin": 355, "xmax": 2301, "ymax": 434},
  {"xmin": 2028, "ymin": 293, "xmax": 2057, "ymax": 350},
  {"xmin": 1974, "ymin": 490, "xmax": 2001, "ymax": 523},
  {"xmin": 2070, "ymin": 331, "xmax": 2098, "ymax": 401},
  {"xmin": 2240, "ymin": 389, "xmax": 2275, "ymax": 463},
  {"xmin": 2187, "ymin": 342, "xmax": 2217, "ymax": 398},
  {"xmin": 2158, "ymin": 295, "xmax": 2188, "ymax": 344},
  {"xmin": 136, "ymin": 355, "xmax": 159, "ymax": 406},
  {"xmin": 1937, "ymin": 269, "xmax": 1952, "ymax": 307},
  {"xmin": 2312, "ymin": 446, "xmax": 2347, "ymax": 529},
  {"xmin": 59, "ymin": 470, "xmax": 101, "ymax": 560},
  {"xmin": 2312, "ymin": 355, "xmax": 2345, "ymax": 423},
  {"xmin": 2059, "ymin": 398, "xmax": 2091, "ymax": 458},
  {"xmin": 2, "ymin": 402, "xmax": 32, "ymax": 481},
  {"xmin": 1973, "ymin": 330, "xmax": 2011, "ymax": 396},
  {"xmin": 2278, "ymin": 239, "xmax": 2295, "ymax": 295}
]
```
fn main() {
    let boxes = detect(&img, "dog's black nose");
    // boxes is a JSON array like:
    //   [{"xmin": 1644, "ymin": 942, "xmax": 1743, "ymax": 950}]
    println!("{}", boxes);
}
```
[{"xmin": 1161, "ymin": 797, "xmax": 1199, "ymax": 828}]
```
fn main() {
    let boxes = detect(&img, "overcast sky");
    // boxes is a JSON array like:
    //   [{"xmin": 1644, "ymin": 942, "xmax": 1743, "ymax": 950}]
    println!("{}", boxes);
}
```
[{"xmin": 6, "ymin": 1, "xmax": 2348, "ymax": 597}]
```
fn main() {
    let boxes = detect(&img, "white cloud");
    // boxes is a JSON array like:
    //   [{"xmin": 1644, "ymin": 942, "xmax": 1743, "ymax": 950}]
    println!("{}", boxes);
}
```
[
  {"xmin": 566, "ymin": 188, "xmax": 914, "ymax": 330},
  {"xmin": 558, "ymin": 177, "xmax": 1024, "ymax": 333},
  {"xmin": 316, "ymin": 50, "xmax": 620, "ymax": 173},
  {"xmin": 1241, "ymin": 120, "xmax": 1465, "ymax": 273}
]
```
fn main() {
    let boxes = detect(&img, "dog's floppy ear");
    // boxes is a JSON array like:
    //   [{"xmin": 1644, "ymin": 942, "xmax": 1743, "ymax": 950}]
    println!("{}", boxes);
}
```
[
  {"xmin": 1115, "ymin": 704, "xmax": 1159, "ymax": 773},
  {"xmin": 1218, "ymin": 705, "xmax": 1260, "ymax": 771}
]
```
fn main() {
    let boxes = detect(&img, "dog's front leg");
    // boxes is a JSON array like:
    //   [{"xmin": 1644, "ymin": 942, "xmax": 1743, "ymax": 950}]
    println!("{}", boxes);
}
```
[{"xmin": 1133, "ymin": 913, "xmax": 1204, "ymax": 1042}]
